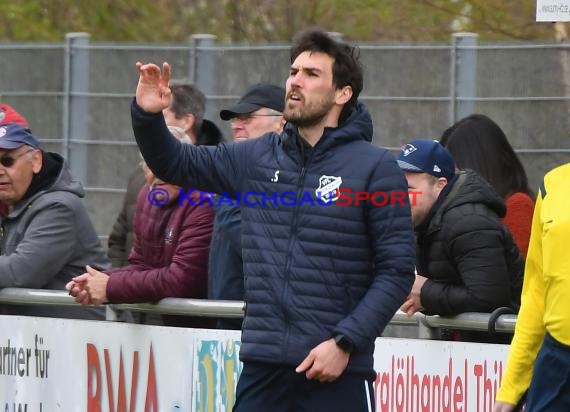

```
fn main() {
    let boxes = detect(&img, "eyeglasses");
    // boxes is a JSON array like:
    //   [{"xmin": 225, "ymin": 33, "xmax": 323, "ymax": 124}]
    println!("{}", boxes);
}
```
[
  {"xmin": 230, "ymin": 113, "xmax": 282, "ymax": 124},
  {"xmin": 0, "ymin": 148, "xmax": 35, "ymax": 168}
]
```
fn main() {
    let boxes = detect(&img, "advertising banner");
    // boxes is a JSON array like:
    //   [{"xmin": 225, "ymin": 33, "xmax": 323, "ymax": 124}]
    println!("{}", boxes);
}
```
[
  {"xmin": 1, "ymin": 315, "xmax": 511, "ymax": 411},
  {"xmin": 536, "ymin": 0, "xmax": 570, "ymax": 21},
  {"xmin": 373, "ymin": 338, "xmax": 510, "ymax": 412},
  {"xmin": 0, "ymin": 316, "xmax": 195, "ymax": 412}
]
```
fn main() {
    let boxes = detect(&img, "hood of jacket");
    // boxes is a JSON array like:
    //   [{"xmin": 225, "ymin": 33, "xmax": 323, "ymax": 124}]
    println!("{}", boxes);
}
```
[
  {"xmin": 196, "ymin": 119, "xmax": 225, "ymax": 146},
  {"xmin": 424, "ymin": 169, "xmax": 506, "ymax": 233},
  {"xmin": 8, "ymin": 151, "xmax": 84, "ymax": 218}
]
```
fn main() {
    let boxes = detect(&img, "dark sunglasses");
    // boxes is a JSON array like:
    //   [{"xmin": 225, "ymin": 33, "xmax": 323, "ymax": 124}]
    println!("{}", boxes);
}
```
[{"xmin": 0, "ymin": 148, "xmax": 35, "ymax": 168}]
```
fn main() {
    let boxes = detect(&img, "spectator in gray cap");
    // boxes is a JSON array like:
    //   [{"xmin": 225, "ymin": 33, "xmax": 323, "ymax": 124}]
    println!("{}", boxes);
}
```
[
  {"xmin": 0, "ymin": 119, "xmax": 110, "ymax": 320},
  {"xmin": 209, "ymin": 83, "xmax": 285, "ymax": 329}
]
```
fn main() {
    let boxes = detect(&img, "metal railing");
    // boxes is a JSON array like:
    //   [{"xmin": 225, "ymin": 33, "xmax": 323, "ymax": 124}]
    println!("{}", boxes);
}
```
[{"xmin": 0, "ymin": 288, "xmax": 517, "ymax": 339}]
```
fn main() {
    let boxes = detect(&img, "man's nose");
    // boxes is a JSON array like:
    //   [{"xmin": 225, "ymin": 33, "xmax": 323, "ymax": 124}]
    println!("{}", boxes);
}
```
[
  {"xmin": 231, "ymin": 122, "xmax": 244, "ymax": 132},
  {"xmin": 290, "ymin": 71, "xmax": 304, "ymax": 87}
]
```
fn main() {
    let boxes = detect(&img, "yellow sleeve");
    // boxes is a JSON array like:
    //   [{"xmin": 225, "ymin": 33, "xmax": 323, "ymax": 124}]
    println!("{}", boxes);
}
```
[{"xmin": 496, "ymin": 186, "xmax": 546, "ymax": 404}]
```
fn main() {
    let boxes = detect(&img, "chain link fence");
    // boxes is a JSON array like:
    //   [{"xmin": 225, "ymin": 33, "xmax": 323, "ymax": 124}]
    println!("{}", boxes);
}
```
[{"xmin": 1, "ymin": 34, "xmax": 569, "ymax": 240}]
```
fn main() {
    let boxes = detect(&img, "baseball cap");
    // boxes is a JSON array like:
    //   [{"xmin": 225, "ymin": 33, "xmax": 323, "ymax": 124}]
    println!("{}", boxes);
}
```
[
  {"xmin": 0, "ymin": 104, "xmax": 29, "ymax": 128},
  {"xmin": 220, "ymin": 84, "xmax": 285, "ymax": 121},
  {"xmin": 0, "ymin": 124, "xmax": 40, "ymax": 150},
  {"xmin": 397, "ymin": 139, "xmax": 455, "ymax": 180}
]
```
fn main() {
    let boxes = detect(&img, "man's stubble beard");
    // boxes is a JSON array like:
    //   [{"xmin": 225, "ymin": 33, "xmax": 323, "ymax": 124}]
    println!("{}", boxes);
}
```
[{"xmin": 284, "ymin": 92, "xmax": 336, "ymax": 128}]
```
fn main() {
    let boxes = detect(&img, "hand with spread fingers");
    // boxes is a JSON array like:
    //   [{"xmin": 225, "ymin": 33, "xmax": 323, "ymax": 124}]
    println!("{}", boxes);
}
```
[{"xmin": 135, "ymin": 61, "xmax": 173, "ymax": 114}]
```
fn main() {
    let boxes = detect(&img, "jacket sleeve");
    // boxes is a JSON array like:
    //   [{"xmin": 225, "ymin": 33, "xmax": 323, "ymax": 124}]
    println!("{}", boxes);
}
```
[
  {"xmin": 221, "ymin": 206, "xmax": 242, "ymax": 255},
  {"xmin": 420, "ymin": 212, "xmax": 514, "ymax": 315},
  {"xmin": 131, "ymin": 99, "xmax": 245, "ymax": 197},
  {"xmin": 496, "ymin": 185, "xmax": 546, "ymax": 405},
  {"xmin": 333, "ymin": 152, "xmax": 415, "ymax": 349},
  {"xmin": 502, "ymin": 192, "xmax": 534, "ymax": 258},
  {"xmin": 105, "ymin": 201, "xmax": 214, "ymax": 303},
  {"xmin": 107, "ymin": 206, "xmax": 128, "ymax": 267},
  {"xmin": 0, "ymin": 203, "xmax": 77, "ymax": 288}
]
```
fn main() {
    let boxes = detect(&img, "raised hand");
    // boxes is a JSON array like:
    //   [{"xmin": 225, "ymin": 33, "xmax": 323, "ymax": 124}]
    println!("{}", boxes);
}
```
[{"xmin": 135, "ymin": 61, "xmax": 172, "ymax": 113}]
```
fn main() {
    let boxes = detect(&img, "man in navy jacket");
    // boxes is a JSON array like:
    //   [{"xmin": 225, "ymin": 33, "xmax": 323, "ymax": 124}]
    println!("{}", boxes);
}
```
[{"xmin": 131, "ymin": 28, "xmax": 415, "ymax": 412}]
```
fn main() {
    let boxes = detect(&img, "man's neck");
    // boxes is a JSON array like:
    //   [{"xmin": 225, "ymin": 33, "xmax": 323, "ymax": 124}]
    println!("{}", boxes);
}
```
[
  {"xmin": 298, "ymin": 118, "xmax": 340, "ymax": 147},
  {"xmin": 298, "ymin": 126, "xmax": 325, "ymax": 147},
  {"xmin": 188, "ymin": 131, "xmax": 197, "ymax": 145},
  {"xmin": 297, "ymin": 106, "xmax": 345, "ymax": 146}
]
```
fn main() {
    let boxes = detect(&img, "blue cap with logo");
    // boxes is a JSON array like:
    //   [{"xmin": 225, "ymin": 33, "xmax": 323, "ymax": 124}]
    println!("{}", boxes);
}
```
[
  {"xmin": 397, "ymin": 139, "xmax": 455, "ymax": 180},
  {"xmin": 0, "ymin": 123, "xmax": 40, "ymax": 150}
]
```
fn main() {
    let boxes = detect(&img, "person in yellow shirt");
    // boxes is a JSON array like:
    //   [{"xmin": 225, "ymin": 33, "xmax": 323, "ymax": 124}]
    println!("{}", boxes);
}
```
[{"xmin": 493, "ymin": 163, "xmax": 570, "ymax": 412}]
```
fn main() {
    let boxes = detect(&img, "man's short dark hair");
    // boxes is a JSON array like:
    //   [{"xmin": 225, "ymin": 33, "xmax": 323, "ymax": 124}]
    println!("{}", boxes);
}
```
[
  {"xmin": 169, "ymin": 82, "xmax": 206, "ymax": 135},
  {"xmin": 290, "ymin": 28, "xmax": 363, "ymax": 123}
]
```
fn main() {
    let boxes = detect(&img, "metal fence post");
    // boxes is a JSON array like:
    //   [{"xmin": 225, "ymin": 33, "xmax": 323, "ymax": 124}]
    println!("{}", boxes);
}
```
[
  {"xmin": 63, "ymin": 32, "xmax": 90, "ymax": 183},
  {"xmin": 449, "ymin": 32, "xmax": 478, "ymax": 124},
  {"xmin": 190, "ymin": 34, "xmax": 216, "ymax": 119}
]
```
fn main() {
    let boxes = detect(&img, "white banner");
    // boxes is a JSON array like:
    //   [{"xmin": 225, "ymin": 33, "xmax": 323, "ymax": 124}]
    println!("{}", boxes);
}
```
[
  {"xmin": 1, "ymin": 315, "xmax": 511, "ymax": 411},
  {"xmin": 0, "ymin": 315, "xmax": 197, "ymax": 412},
  {"xmin": 373, "ymin": 338, "xmax": 510, "ymax": 412},
  {"xmin": 536, "ymin": 0, "xmax": 570, "ymax": 21}
]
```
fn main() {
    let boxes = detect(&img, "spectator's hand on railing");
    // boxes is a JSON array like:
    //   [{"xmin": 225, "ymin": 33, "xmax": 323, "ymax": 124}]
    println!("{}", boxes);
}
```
[
  {"xmin": 492, "ymin": 401, "xmax": 515, "ymax": 412},
  {"xmin": 66, "ymin": 265, "xmax": 110, "ymax": 305},
  {"xmin": 400, "ymin": 274, "xmax": 427, "ymax": 316},
  {"xmin": 135, "ymin": 61, "xmax": 172, "ymax": 114},
  {"xmin": 66, "ymin": 278, "xmax": 91, "ymax": 305}
]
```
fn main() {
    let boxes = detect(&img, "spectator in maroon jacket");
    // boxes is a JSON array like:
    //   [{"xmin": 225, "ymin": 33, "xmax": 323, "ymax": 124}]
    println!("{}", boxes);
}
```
[{"xmin": 66, "ymin": 126, "xmax": 215, "ymax": 327}]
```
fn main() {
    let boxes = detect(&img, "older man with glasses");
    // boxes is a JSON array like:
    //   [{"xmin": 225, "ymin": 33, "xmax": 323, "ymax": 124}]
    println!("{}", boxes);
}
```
[
  {"xmin": 209, "ymin": 83, "xmax": 285, "ymax": 330},
  {"xmin": 220, "ymin": 84, "xmax": 286, "ymax": 143},
  {"xmin": 0, "ymin": 116, "xmax": 110, "ymax": 320}
]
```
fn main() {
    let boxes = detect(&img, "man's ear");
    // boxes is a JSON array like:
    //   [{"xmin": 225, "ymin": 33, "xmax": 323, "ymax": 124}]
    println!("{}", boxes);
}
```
[
  {"xmin": 335, "ymin": 85, "xmax": 353, "ymax": 105},
  {"xmin": 31, "ymin": 149, "xmax": 43, "ymax": 174},
  {"xmin": 181, "ymin": 113, "xmax": 196, "ymax": 135},
  {"xmin": 435, "ymin": 177, "xmax": 448, "ymax": 193}
]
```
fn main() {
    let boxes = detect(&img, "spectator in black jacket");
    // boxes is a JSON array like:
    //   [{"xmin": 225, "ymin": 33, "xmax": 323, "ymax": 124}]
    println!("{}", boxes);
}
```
[{"xmin": 397, "ymin": 139, "xmax": 524, "ymax": 340}]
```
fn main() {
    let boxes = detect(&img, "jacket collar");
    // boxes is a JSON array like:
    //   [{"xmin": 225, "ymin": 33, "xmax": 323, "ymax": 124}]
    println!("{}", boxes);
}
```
[{"xmin": 280, "ymin": 102, "xmax": 373, "ymax": 163}]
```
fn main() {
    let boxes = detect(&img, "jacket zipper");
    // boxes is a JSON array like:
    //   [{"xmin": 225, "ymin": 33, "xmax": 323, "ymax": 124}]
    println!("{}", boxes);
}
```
[{"xmin": 281, "ymin": 148, "xmax": 314, "ymax": 357}]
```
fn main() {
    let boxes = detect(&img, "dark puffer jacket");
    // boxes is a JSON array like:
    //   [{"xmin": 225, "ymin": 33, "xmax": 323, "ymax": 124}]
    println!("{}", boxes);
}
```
[
  {"xmin": 132, "ymin": 100, "xmax": 415, "ymax": 377},
  {"xmin": 417, "ymin": 170, "xmax": 524, "ymax": 316}
]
